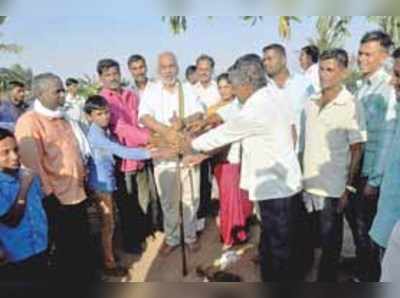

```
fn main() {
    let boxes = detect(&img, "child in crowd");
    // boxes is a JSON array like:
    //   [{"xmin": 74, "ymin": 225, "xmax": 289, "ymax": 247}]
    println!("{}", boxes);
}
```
[
  {"xmin": 84, "ymin": 95, "xmax": 171, "ymax": 277},
  {"xmin": 0, "ymin": 128, "xmax": 48, "ymax": 282}
]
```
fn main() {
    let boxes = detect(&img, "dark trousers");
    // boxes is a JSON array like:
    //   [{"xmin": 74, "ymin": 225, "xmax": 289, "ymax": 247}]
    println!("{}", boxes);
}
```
[
  {"xmin": 43, "ymin": 199, "xmax": 97, "ymax": 281},
  {"xmin": 197, "ymin": 160, "xmax": 212, "ymax": 219},
  {"xmin": 115, "ymin": 170, "xmax": 152, "ymax": 253},
  {"xmin": 344, "ymin": 176, "xmax": 381, "ymax": 281},
  {"xmin": 308, "ymin": 198, "xmax": 343, "ymax": 281},
  {"xmin": 0, "ymin": 253, "xmax": 48, "ymax": 282},
  {"xmin": 258, "ymin": 193, "xmax": 312, "ymax": 282}
]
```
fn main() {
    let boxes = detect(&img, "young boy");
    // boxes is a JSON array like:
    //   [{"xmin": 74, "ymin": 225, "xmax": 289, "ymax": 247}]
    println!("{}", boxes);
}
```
[
  {"xmin": 84, "ymin": 95, "xmax": 170, "ymax": 277},
  {"xmin": 0, "ymin": 128, "xmax": 48, "ymax": 282}
]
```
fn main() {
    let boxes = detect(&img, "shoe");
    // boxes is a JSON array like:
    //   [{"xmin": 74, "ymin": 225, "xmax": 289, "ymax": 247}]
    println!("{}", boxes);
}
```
[
  {"xmin": 103, "ymin": 265, "xmax": 129, "ymax": 277},
  {"xmin": 196, "ymin": 218, "xmax": 206, "ymax": 232},
  {"xmin": 187, "ymin": 241, "xmax": 201, "ymax": 253},
  {"xmin": 159, "ymin": 241, "xmax": 178, "ymax": 257}
]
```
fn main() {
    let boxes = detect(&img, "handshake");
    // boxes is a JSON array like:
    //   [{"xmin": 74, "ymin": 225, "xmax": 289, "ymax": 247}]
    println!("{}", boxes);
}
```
[{"xmin": 147, "ymin": 112, "xmax": 212, "ymax": 166}]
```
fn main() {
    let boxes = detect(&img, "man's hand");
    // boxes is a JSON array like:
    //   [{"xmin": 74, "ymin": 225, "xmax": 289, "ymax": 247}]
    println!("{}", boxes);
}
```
[
  {"xmin": 182, "ymin": 154, "xmax": 209, "ymax": 167},
  {"xmin": 185, "ymin": 118, "xmax": 208, "ymax": 135},
  {"xmin": 150, "ymin": 147, "xmax": 178, "ymax": 161},
  {"xmin": 363, "ymin": 184, "xmax": 379, "ymax": 201},
  {"xmin": 169, "ymin": 112, "xmax": 184, "ymax": 131},
  {"xmin": 337, "ymin": 190, "xmax": 350, "ymax": 213}
]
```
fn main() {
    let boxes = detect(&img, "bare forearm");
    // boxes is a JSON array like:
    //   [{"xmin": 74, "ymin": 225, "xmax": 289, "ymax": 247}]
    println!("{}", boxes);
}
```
[{"xmin": 347, "ymin": 143, "xmax": 363, "ymax": 186}]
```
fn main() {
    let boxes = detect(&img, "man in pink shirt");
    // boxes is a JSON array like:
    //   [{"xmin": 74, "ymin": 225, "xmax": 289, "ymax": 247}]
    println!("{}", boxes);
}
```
[{"xmin": 98, "ymin": 59, "xmax": 152, "ymax": 254}]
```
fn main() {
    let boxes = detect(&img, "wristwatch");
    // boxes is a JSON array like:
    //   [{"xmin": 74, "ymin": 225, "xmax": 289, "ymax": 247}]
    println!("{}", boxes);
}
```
[{"xmin": 346, "ymin": 185, "xmax": 357, "ymax": 194}]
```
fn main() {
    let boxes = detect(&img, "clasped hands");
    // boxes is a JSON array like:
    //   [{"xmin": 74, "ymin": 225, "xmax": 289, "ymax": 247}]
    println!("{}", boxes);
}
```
[{"xmin": 147, "ymin": 113, "xmax": 209, "ymax": 166}]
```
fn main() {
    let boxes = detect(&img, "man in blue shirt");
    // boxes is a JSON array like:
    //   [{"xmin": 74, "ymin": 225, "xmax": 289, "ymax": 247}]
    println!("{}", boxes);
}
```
[
  {"xmin": 84, "ymin": 95, "xmax": 171, "ymax": 277},
  {"xmin": 345, "ymin": 31, "xmax": 397, "ymax": 282},
  {"xmin": 0, "ymin": 127, "xmax": 48, "ymax": 282},
  {"xmin": 0, "ymin": 81, "xmax": 29, "ymax": 131}
]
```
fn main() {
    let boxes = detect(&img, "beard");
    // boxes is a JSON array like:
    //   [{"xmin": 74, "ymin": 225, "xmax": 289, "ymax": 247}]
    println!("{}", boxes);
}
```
[{"xmin": 161, "ymin": 76, "xmax": 177, "ymax": 86}]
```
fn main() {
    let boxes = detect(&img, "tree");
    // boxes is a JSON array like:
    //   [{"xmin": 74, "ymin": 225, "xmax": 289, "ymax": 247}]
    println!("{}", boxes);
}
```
[
  {"xmin": 368, "ymin": 16, "xmax": 400, "ymax": 45},
  {"xmin": 163, "ymin": 16, "xmax": 301, "ymax": 39},
  {"xmin": 308, "ymin": 16, "xmax": 352, "ymax": 52},
  {"xmin": 0, "ymin": 16, "xmax": 21, "ymax": 53},
  {"xmin": 0, "ymin": 64, "xmax": 33, "ymax": 95}
]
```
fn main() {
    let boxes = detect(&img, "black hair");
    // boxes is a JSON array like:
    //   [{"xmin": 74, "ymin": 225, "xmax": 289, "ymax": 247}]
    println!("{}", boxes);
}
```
[
  {"xmin": 320, "ymin": 48, "xmax": 349, "ymax": 68},
  {"xmin": 360, "ymin": 30, "xmax": 394, "ymax": 52},
  {"xmin": 302, "ymin": 45, "xmax": 320, "ymax": 63},
  {"xmin": 262, "ymin": 43, "xmax": 286, "ymax": 57},
  {"xmin": 393, "ymin": 47, "xmax": 400, "ymax": 59},
  {"xmin": 84, "ymin": 95, "xmax": 109, "ymax": 115},
  {"xmin": 196, "ymin": 54, "xmax": 215, "ymax": 69},
  {"xmin": 8, "ymin": 81, "xmax": 25, "ymax": 90},
  {"xmin": 97, "ymin": 59, "xmax": 120, "ymax": 76},
  {"xmin": 65, "ymin": 78, "xmax": 79, "ymax": 86},
  {"xmin": 185, "ymin": 65, "xmax": 197, "ymax": 79},
  {"xmin": 127, "ymin": 54, "xmax": 146, "ymax": 67},
  {"xmin": 0, "ymin": 127, "xmax": 14, "ymax": 141},
  {"xmin": 216, "ymin": 73, "xmax": 231, "ymax": 84}
]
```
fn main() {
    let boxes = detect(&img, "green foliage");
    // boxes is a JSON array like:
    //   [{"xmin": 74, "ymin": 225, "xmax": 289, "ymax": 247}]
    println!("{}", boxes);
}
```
[
  {"xmin": 0, "ymin": 64, "xmax": 33, "ymax": 97},
  {"xmin": 368, "ymin": 16, "xmax": 400, "ymax": 45},
  {"xmin": 77, "ymin": 75, "xmax": 102, "ymax": 98},
  {"xmin": 0, "ymin": 16, "xmax": 22, "ymax": 53},
  {"xmin": 308, "ymin": 17, "xmax": 352, "ymax": 52}
]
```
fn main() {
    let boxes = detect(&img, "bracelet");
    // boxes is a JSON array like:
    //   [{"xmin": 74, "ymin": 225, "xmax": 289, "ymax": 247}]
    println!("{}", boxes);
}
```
[{"xmin": 346, "ymin": 185, "xmax": 357, "ymax": 194}]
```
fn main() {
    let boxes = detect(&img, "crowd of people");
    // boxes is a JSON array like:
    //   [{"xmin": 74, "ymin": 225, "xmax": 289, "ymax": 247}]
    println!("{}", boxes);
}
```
[{"xmin": 1, "ymin": 29, "xmax": 400, "ymax": 283}]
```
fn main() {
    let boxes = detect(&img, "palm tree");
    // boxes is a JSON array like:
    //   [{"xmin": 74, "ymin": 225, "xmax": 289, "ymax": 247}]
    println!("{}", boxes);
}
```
[
  {"xmin": 0, "ymin": 16, "xmax": 21, "ymax": 53},
  {"xmin": 164, "ymin": 16, "xmax": 301, "ymax": 39},
  {"xmin": 308, "ymin": 16, "xmax": 352, "ymax": 52},
  {"xmin": 368, "ymin": 16, "xmax": 400, "ymax": 45}
]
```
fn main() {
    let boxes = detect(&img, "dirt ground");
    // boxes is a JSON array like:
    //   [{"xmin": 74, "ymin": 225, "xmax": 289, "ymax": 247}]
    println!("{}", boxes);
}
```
[{"xmin": 105, "ymin": 213, "xmax": 356, "ymax": 282}]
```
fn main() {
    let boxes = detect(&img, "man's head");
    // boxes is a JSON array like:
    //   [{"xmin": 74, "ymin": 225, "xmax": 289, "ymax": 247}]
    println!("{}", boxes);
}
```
[
  {"xmin": 299, "ymin": 45, "xmax": 319, "ymax": 71},
  {"xmin": 32, "ymin": 73, "xmax": 65, "ymax": 110},
  {"xmin": 158, "ymin": 52, "xmax": 179, "ymax": 86},
  {"xmin": 262, "ymin": 44, "xmax": 287, "ymax": 78},
  {"xmin": 390, "ymin": 48, "xmax": 400, "ymax": 99},
  {"xmin": 97, "ymin": 59, "xmax": 121, "ymax": 91},
  {"xmin": 84, "ymin": 95, "xmax": 111, "ymax": 128},
  {"xmin": 217, "ymin": 73, "xmax": 234, "ymax": 102},
  {"xmin": 196, "ymin": 54, "xmax": 215, "ymax": 85},
  {"xmin": 319, "ymin": 48, "xmax": 349, "ymax": 91},
  {"xmin": 229, "ymin": 54, "xmax": 267, "ymax": 103},
  {"xmin": 358, "ymin": 30, "xmax": 393, "ymax": 78},
  {"xmin": 8, "ymin": 81, "xmax": 25, "ymax": 106},
  {"xmin": 127, "ymin": 55, "xmax": 148, "ymax": 85},
  {"xmin": 65, "ymin": 78, "xmax": 79, "ymax": 96},
  {"xmin": 185, "ymin": 65, "xmax": 198, "ymax": 85},
  {"xmin": 0, "ymin": 128, "xmax": 19, "ymax": 173}
]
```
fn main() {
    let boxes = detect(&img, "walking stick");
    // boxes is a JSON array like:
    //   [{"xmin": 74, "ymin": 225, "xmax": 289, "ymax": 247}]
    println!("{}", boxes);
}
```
[{"xmin": 176, "ymin": 153, "xmax": 188, "ymax": 277}]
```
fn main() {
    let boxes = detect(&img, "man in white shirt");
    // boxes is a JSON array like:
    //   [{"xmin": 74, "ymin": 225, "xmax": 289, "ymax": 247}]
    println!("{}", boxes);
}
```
[
  {"xmin": 182, "ymin": 54, "xmax": 308, "ymax": 281},
  {"xmin": 63, "ymin": 78, "xmax": 87, "ymax": 129},
  {"xmin": 139, "ymin": 52, "xmax": 204, "ymax": 256},
  {"xmin": 263, "ymin": 44, "xmax": 315, "ymax": 150},
  {"xmin": 299, "ymin": 45, "xmax": 321, "ymax": 92},
  {"xmin": 301, "ymin": 49, "xmax": 367, "ymax": 281},
  {"xmin": 127, "ymin": 54, "xmax": 156, "ymax": 99},
  {"xmin": 193, "ymin": 54, "xmax": 221, "ymax": 230}
]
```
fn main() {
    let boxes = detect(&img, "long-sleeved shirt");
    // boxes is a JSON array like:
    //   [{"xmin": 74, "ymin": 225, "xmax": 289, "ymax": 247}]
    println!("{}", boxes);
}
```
[
  {"xmin": 15, "ymin": 111, "xmax": 87, "ymax": 205},
  {"xmin": 356, "ymin": 68, "xmax": 397, "ymax": 187},
  {"xmin": 87, "ymin": 123, "xmax": 151, "ymax": 193},
  {"xmin": 100, "ymin": 88, "xmax": 150, "ymax": 173},
  {"xmin": 0, "ymin": 171, "xmax": 48, "ymax": 263},
  {"xmin": 192, "ymin": 87, "xmax": 302, "ymax": 201}
]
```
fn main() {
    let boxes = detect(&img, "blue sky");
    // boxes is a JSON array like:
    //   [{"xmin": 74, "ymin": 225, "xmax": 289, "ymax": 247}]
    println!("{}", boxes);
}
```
[{"xmin": 0, "ymin": 16, "xmax": 378, "ymax": 81}]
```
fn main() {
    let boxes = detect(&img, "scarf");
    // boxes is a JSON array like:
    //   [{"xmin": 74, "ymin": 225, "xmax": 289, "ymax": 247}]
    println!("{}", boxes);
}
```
[{"xmin": 33, "ymin": 99, "xmax": 92, "ymax": 161}]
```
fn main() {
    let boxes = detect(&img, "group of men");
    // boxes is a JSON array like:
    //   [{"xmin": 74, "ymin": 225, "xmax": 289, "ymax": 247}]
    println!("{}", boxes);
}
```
[{"xmin": 1, "ymin": 29, "xmax": 400, "ymax": 282}]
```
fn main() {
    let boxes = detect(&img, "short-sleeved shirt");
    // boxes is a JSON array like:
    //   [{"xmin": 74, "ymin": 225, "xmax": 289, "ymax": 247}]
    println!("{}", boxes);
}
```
[
  {"xmin": 302, "ymin": 87, "xmax": 367, "ymax": 197},
  {"xmin": 140, "ymin": 81, "xmax": 205, "ymax": 168},
  {"xmin": 194, "ymin": 80, "xmax": 221, "ymax": 109},
  {"xmin": 0, "ymin": 171, "xmax": 48, "ymax": 263}
]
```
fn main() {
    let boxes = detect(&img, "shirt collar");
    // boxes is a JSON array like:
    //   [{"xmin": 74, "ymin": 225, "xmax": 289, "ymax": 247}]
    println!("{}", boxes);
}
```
[
  {"xmin": 0, "ymin": 170, "xmax": 20, "ymax": 183},
  {"xmin": 363, "ymin": 67, "xmax": 388, "ymax": 86},
  {"xmin": 310, "ymin": 85, "xmax": 349, "ymax": 106}
]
